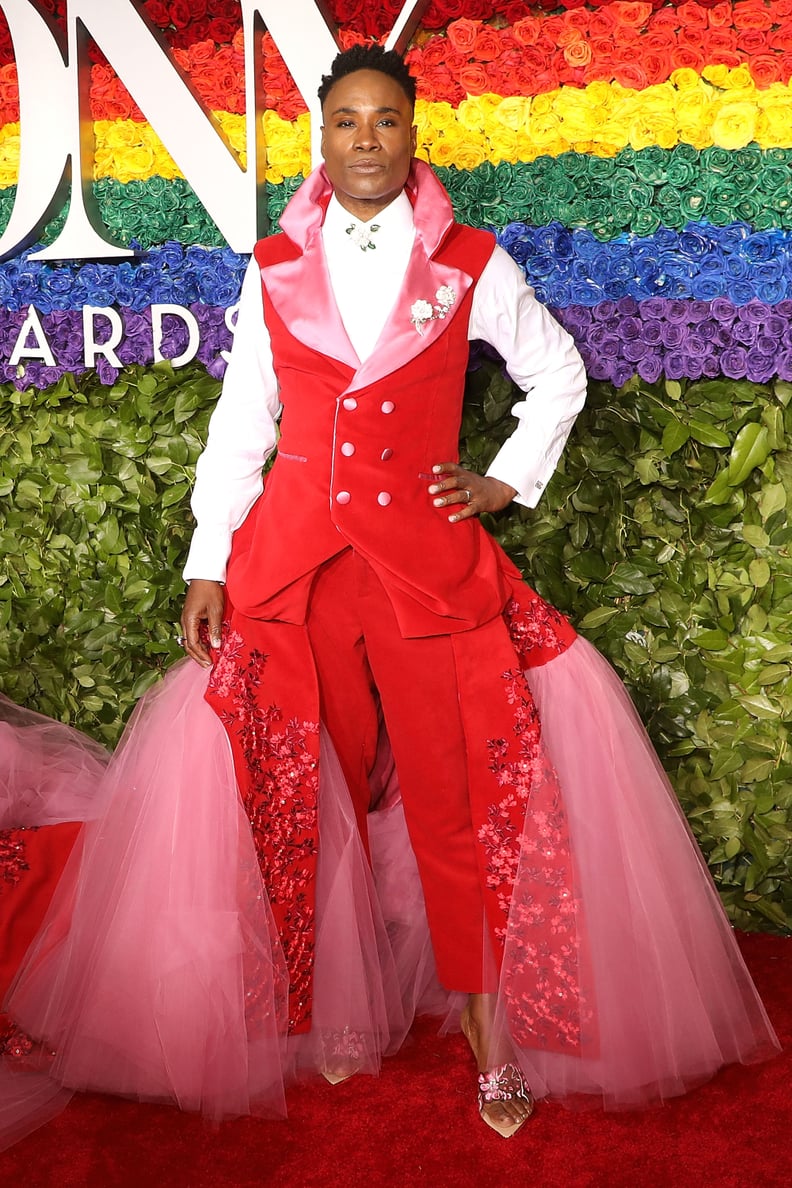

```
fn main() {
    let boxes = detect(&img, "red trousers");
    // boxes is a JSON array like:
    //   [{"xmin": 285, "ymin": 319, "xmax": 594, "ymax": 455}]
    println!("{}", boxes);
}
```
[
  {"xmin": 209, "ymin": 545, "xmax": 576, "ymax": 1026},
  {"xmin": 305, "ymin": 549, "xmax": 489, "ymax": 991}
]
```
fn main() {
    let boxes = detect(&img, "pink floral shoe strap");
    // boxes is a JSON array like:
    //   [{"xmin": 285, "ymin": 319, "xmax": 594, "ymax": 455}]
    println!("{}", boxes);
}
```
[{"xmin": 477, "ymin": 1064, "xmax": 535, "ymax": 1112}]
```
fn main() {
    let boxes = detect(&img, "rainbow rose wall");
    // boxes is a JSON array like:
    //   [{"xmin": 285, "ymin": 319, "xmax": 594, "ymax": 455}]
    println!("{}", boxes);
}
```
[{"xmin": 0, "ymin": 0, "xmax": 790, "ymax": 932}]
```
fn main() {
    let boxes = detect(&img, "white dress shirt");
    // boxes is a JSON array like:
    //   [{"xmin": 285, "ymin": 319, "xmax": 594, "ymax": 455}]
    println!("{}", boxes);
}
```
[
  {"xmin": 184, "ymin": 193, "xmax": 586, "ymax": 582},
  {"xmin": 322, "ymin": 192, "xmax": 415, "ymax": 359}
]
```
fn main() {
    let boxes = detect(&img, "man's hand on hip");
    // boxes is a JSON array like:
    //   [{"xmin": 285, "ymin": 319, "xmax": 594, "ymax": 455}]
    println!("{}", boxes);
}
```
[{"xmin": 428, "ymin": 462, "xmax": 517, "ymax": 523}]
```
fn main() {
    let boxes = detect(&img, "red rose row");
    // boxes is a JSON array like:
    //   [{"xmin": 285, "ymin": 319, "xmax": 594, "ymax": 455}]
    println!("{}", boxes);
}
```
[
  {"xmin": 410, "ymin": 5, "xmax": 792, "ymax": 99},
  {"xmin": 0, "ymin": 1, "xmax": 776, "ymax": 64}
]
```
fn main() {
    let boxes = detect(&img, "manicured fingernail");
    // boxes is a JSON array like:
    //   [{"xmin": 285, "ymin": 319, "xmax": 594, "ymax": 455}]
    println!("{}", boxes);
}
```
[
  {"xmin": 211, "ymin": 636, "xmax": 221, "ymax": 648},
  {"xmin": 428, "ymin": 484, "xmax": 439, "ymax": 493},
  {"xmin": 449, "ymin": 514, "xmax": 459, "ymax": 522},
  {"xmin": 433, "ymin": 498, "xmax": 444, "ymax": 507},
  {"xmin": 433, "ymin": 465, "xmax": 442, "ymax": 472}
]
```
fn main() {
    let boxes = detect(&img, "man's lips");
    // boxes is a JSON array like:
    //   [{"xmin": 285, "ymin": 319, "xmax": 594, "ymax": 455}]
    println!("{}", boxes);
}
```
[{"xmin": 347, "ymin": 161, "xmax": 385, "ymax": 172}]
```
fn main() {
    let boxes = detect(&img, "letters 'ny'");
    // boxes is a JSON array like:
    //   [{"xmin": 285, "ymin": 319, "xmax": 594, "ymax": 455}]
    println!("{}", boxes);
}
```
[{"xmin": 0, "ymin": 0, "xmax": 429, "ymax": 262}]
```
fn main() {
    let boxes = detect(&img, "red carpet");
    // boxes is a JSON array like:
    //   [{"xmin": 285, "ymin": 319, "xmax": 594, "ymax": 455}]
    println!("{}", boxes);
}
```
[{"xmin": 0, "ymin": 933, "xmax": 788, "ymax": 1188}]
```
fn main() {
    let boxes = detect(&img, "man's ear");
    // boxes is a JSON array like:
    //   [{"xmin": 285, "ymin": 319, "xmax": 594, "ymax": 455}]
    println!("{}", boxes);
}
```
[
  {"xmin": 410, "ymin": 124, "xmax": 417, "ymax": 155},
  {"xmin": 320, "ymin": 126, "xmax": 326, "ymax": 159}
]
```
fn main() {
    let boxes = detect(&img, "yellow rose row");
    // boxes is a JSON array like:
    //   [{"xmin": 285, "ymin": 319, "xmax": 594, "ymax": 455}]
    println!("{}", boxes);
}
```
[
  {"xmin": 0, "ymin": 112, "xmax": 311, "ymax": 188},
  {"xmin": 420, "ymin": 67, "xmax": 792, "ymax": 162},
  {"xmin": 0, "ymin": 68, "xmax": 790, "ymax": 188}
]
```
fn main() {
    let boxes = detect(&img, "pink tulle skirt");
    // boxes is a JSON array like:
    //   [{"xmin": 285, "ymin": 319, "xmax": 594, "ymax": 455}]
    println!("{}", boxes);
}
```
[{"xmin": 0, "ymin": 642, "xmax": 780, "ymax": 1148}]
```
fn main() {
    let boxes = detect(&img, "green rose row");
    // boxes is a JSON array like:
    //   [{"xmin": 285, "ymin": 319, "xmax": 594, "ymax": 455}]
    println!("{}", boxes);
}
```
[{"xmin": 436, "ymin": 144, "xmax": 792, "ymax": 236}]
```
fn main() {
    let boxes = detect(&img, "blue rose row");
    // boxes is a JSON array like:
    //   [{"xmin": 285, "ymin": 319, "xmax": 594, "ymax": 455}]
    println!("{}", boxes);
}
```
[
  {"xmin": 499, "ymin": 222, "xmax": 792, "ymax": 308},
  {"xmin": 0, "ymin": 244, "xmax": 248, "ymax": 314},
  {"xmin": 4, "ymin": 221, "xmax": 792, "ymax": 315}
]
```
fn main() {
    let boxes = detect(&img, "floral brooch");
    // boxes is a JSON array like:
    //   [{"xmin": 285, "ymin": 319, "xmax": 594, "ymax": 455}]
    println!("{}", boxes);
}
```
[
  {"xmin": 346, "ymin": 222, "xmax": 380, "ymax": 251},
  {"xmin": 410, "ymin": 285, "xmax": 456, "ymax": 334}
]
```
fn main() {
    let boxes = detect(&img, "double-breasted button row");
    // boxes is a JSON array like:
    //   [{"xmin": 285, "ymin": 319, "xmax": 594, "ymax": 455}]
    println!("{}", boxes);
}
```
[
  {"xmin": 340, "ymin": 398, "xmax": 396, "ymax": 414},
  {"xmin": 334, "ymin": 490, "xmax": 392, "ymax": 506},
  {"xmin": 334, "ymin": 396, "xmax": 397, "ymax": 507}
]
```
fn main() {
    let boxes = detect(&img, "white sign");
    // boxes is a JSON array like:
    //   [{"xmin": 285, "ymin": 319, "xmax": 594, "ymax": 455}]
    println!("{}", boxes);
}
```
[
  {"xmin": 7, "ymin": 301, "xmax": 238, "ymax": 371},
  {"xmin": 0, "ymin": 0, "xmax": 429, "ymax": 262}
]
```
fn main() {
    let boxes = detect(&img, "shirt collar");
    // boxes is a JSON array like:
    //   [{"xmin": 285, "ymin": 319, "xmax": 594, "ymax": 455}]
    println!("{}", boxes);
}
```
[
  {"xmin": 278, "ymin": 160, "xmax": 455, "ymax": 258},
  {"xmin": 323, "ymin": 190, "xmax": 415, "ymax": 247}
]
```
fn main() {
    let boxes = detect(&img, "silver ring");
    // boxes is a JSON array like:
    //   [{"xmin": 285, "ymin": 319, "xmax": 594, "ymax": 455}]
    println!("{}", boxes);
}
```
[{"xmin": 464, "ymin": 488, "xmax": 472, "ymax": 503}]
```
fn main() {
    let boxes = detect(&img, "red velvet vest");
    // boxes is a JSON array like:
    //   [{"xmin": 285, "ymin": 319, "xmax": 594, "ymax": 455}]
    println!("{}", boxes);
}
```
[{"xmin": 225, "ymin": 222, "xmax": 511, "ymax": 638}]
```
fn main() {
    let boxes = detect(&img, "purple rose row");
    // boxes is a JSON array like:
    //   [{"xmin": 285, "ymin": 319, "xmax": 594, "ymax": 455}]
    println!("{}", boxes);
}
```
[
  {"xmin": 2, "ymin": 296, "xmax": 791, "ymax": 391},
  {"xmin": 553, "ymin": 296, "xmax": 792, "ymax": 386}
]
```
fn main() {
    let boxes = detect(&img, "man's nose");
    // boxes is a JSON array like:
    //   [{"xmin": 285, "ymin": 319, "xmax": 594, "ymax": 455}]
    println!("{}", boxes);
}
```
[{"xmin": 354, "ymin": 124, "xmax": 380, "ymax": 149}]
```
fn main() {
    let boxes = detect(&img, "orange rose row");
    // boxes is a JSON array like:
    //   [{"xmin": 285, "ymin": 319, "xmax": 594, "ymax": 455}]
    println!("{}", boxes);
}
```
[{"xmin": 1, "ymin": 5, "xmax": 791, "ymax": 126}]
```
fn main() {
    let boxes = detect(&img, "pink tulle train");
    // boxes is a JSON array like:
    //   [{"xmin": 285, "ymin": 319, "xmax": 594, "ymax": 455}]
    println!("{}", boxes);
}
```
[
  {"xmin": 0, "ymin": 695, "xmax": 108, "ymax": 829},
  {"xmin": 504, "ymin": 638, "xmax": 779, "ymax": 1105},
  {"xmin": 0, "ymin": 641, "xmax": 780, "ymax": 1148},
  {"xmin": 0, "ymin": 661, "xmax": 446, "ymax": 1148}
]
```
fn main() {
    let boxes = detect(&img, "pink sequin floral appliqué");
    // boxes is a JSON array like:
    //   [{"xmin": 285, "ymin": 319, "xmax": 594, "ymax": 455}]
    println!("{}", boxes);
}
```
[
  {"xmin": 504, "ymin": 592, "xmax": 576, "ymax": 669},
  {"xmin": 0, "ymin": 828, "xmax": 35, "ymax": 888},
  {"xmin": 475, "ymin": 593, "xmax": 592, "ymax": 1056},
  {"xmin": 207, "ymin": 627, "xmax": 319, "ymax": 1034}
]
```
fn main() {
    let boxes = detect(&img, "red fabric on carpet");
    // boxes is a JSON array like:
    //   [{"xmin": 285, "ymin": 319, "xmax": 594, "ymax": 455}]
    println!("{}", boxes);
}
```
[
  {"xmin": 0, "ymin": 933, "xmax": 787, "ymax": 1188},
  {"xmin": 0, "ymin": 823, "xmax": 80, "ymax": 1003}
]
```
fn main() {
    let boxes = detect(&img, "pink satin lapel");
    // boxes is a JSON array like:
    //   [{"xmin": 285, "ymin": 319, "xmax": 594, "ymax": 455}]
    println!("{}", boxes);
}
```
[{"xmin": 260, "ymin": 236, "xmax": 360, "ymax": 371}]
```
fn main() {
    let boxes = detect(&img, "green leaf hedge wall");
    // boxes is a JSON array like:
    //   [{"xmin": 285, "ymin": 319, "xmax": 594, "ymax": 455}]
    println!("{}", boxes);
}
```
[
  {"xmin": 0, "ymin": 364, "xmax": 211, "ymax": 728},
  {"xmin": 2, "ymin": 360, "xmax": 790, "ymax": 932}
]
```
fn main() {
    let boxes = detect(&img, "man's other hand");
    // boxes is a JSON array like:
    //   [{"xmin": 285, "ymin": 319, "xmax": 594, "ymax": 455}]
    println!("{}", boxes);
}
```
[{"xmin": 180, "ymin": 579, "xmax": 225, "ymax": 667}]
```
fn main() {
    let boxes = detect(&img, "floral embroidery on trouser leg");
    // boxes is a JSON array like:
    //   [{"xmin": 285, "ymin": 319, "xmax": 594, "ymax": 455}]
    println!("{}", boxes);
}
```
[{"xmin": 207, "ymin": 625, "xmax": 320, "ymax": 1034}]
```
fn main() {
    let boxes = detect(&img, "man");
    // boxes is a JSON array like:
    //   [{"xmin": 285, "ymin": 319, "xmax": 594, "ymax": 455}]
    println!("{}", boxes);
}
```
[
  {"xmin": 0, "ymin": 47, "xmax": 778, "ymax": 1153},
  {"xmin": 180, "ymin": 44, "xmax": 586, "ymax": 1137}
]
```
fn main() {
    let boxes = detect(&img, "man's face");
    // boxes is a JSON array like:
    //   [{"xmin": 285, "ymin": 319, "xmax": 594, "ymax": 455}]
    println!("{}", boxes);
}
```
[{"xmin": 320, "ymin": 69, "xmax": 417, "ymax": 221}]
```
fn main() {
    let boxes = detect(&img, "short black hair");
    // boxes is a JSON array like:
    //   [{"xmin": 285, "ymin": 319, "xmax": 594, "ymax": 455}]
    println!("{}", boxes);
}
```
[{"xmin": 318, "ymin": 45, "xmax": 417, "ymax": 111}]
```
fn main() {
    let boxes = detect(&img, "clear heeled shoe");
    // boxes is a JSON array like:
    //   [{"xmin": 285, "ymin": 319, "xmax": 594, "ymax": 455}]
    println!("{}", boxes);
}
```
[
  {"xmin": 460, "ymin": 1007, "xmax": 535, "ymax": 1138},
  {"xmin": 477, "ymin": 1063, "xmax": 535, "ymax": 1138},
  {"xmin": 319, "ymin": 1027, "xmax": 364, "ymax": 1085}
]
